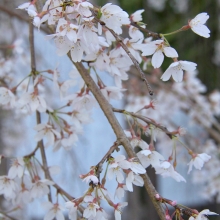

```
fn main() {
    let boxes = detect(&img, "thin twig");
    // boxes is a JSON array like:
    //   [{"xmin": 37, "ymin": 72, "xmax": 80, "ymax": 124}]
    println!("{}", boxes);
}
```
[
  {"xmin": 96, "ymin": 140, "xmax": 120, "ymax": 179},
  {"xmin": 29, "ymin": 18, "xmax": 52, "ymax": 202},
  {"xmin": 104, "ymin": 25, "xmax": 154, "ymax": 97},
  {"xmin": 130, "ymin": 21, "xmax": 161, "ymax": 39},
  {"xmin": 0, "ymin": 211, "xmax": 18, "ymax": 220},
  {"xmin": 0, "ymin": 4, "xmax": 49, "ymax": 34},
  {"xmin": 112, "ymin": 107, "xmax": 173, "ymax": 139}
]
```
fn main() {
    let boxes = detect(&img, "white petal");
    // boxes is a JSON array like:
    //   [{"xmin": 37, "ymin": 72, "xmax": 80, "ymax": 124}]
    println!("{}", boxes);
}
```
[
  {"xmin": 160, "ymin": 68, "xmax": 172, "ymax": 81},
  {"xmin": 172, "ymin": 69, "xmax": 183, "ymax": 82},
  {"xmin": 180, "ymin": 61, "xmax": 197, "ymax": 71},
  {"xmin": 163, "ymin": 47, "xmax": 178, "ymax": 58},
  {"xmin": 192, "ymin": 13, "xmax": 209, "ymax": 25},
  {"xmin": 141, "ymin": 42, "xmax": 157, "ymax": 56},
  {"xmin": 191, "ymin": 25, "xmax": 210, "ymax": 38},
  {"xmin": 152, "ymin": 50, "xmax": 164, "ymax": 68}
]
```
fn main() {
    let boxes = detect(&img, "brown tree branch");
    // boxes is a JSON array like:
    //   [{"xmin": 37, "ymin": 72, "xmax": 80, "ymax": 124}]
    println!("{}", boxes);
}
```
[
  {"xmin": 130, "ymin": 21, "xmax": 161, "ymax": 39},
  {"xmin": 29, "ymin": 18, "xmax": 52, "ymax": 202},
  {"xmin": 96, "ymin": 140, "xmax": 120, "ymax": 179},
  {"xmin": 70, "ymin": 59, "xmax": 166, "ymax": 220}
]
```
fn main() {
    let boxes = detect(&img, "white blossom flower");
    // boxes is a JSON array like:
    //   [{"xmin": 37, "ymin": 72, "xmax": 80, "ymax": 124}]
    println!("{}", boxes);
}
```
[
  {"xmin": 83, "ymin": 196, "xmax": 99, "ymax": 219},
  {"xmin": 34, "ymin": 123, "xmax": 61, "ymax": 148},
  {"xmin": 75, "ymin": 1, "xmax": 93, "ymax": 17},
  {"xmin": 129, "ymin": 158, "xmax": 146, "ymax": 174},
  {"xmin": 60, "ymin": 132, "xmax": 79, "ymax": 150},
  {"xmin": 130, "ymin": 9, "xmax": 145, "ymax": 22},
  {"xmin": 8, "ymin": 158, "xmax": 24, "ymax": 179},
  {"xmin": 96, "ymin": 208, "xmax": 108, "ymax": 220},
  {"xmin": 65, "ymin": 200, "xmax": 78, "ymax": 220},
  {"xmin": 126, "ymin": 171, "xmax": 144, "ymax": 192},
  {"xmin": 114, "ymin": 202, "xmax": 128, "ymax": 220},
  {"xmin": 189, "ymin": 209, "xmax": 218, "ymax": 220},
  {"xmin": 115, "ymin": 183, "xmax": 127, "ymax": 199},
  {"xmin": 82, "ymin": 174, "xmax": 99, "ymax": 185},
  {"xmin": 12, "ymin": 39, "xmax": 24, "ymax": 55},
  {"xmin": 189, "ymin": 13, "xmax": 210, "ymax": 38},
  {"xmin": 155, "ymin": 161, "xmax": 186, "ymax": 182},
  {"xmin": 18, "ymin": 92, "xmax": 47, "ymax": 113},
  {"xmin": 55, "ymin": 18, "xmax": 79, "ymax": 42},
  {"xmin": 16, "ymin": 185, "xmax": 31, "ymax": 206},
  {"xmin": 130, "ymin": 137, "xmax": 149, "ymax": 150},
  {"xmin": 0, "ymin": 87, "xmax": 15, "ymax": 107},
  {"xmin": 188, "ymin": 153, "xmax": 211, "ymax": 174},
  {"xmin": 31, "ymin": 179, "xmax": 54, "ymax": 199},
  {"xmin": 100, "ymin": 86, "xmax": 126, "ymax": 101},
  {"xmin": 100, "ymin": 3, "xmax": 130, "ymax": 35},
  {"xmin": 67, "ymin": 93, "xmax": 97, "ymax": 111},
  {"xmin": 0, "ymin": 176, "xmax": 18, "ymax": 199},
  {"xmin": 140, "ymin": 40, "xmax": 178, "ymax": 68},
  {"xmin": 137, "ymin": 150, "xmax": 164, "ymax": 168},
  {"xmin": 43, "ymin": 202, "xmax": 65, "ymax": 220},
  {"xmin": 17, "ymin": 2, "xmax": 32, "ymax": 9},
  {"xmin": 108, "ymin": 155, "xmax": 130, "ymax": 183},
  {"xmin": 161, "ymin": 60, "xmax": 197, "ymax": 82}
]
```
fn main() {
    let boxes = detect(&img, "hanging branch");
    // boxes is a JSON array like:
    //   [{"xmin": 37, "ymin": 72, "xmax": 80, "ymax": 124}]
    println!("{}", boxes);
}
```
[
  {"xmin": 29, "ymin": 18, "xmax": 52, "ymax": 202},
  {"xmin": 70, "ymin": 58, "xmax": 166, "ymax": 220},
  {"xmin": 112, "ymin": 107, "xmax": 174, "ymax": 139},
  {"xmin": 93, "ymin": 16, "xmax": 154, "ymax": 97},
  {"xmin": 107, "ymin": 26, "xmax": 154, "ymax": 97}
]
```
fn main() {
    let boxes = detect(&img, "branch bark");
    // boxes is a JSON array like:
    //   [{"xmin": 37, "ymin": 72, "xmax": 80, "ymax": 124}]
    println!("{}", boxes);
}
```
[{"xmin": 71, "ymin": 60, "xmax": 166, "ymax": 220}]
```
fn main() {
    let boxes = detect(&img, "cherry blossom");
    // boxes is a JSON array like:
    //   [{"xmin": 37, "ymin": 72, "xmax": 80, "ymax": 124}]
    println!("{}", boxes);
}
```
[
  {"xmin": 130, "ymin": 9, "xmax": 145, "ymax": 22},
  {"xmin": 31, "ymin": 178, "xmax": 54, "ymax": 199},
  {"xmin": 108, "ymin": 155, "xmax": 130, "ymax": 183},
  {"xmin": 1, "ymin": 1, "xmax": 217, "ymax": 219},
  {"xmin": 81, "ymin": 174, "xmax": 99, "ymax": 185},
  {"xmin": 71, "ymin": 2, "xmax": 92, "ymax": 17},
  {"xmin": 100, "ymin": 86, "xmax": 126, "ymax": 101},
  {"xmin": 65, "ymin": 200, "xmax": 78, "ymax": 220},
  {"xmin": 67, "ymin": 92, "xmax": 97, "ymax": 110},
  {"xmin": 161, "ymin": 60, "xmax": 197, "ymax": 82},
  {"xmin": 0, "ymin": 87, "xmax": 15, "ymax": 107},
  {"xmin": 155, "ymin": 161, "xmax": 186, "ymax": 182},
  {"xmin": 83, "ymin": 196, "xmax": 100, "ymax": 218},
  {"xmin": 43, "ymin": 202, "xmax": 65, "ymax": 220},
  {"xmin": 189, "ymin": 209, "xmax": 218, "ymax": 220},
  {"xmin": 114, "ymin": 202, "xmax": 128, "ymax": 220},
  {"xmin": 0, "ymin": 176, "xmax": 18, "ymax": 199},
  {"xmin": 8, "ymin": 158, "xmax": 24, "ymax": 179},
  {"xmin": 139, "ymin": 40, "xmax": 178, "ymax": 68},
  {"xmin": 55, "ymin": 18, "xmax": 79, "ymax": 42},
  {"xmin": 128, "ymin": 26, "xmax": 144, "ymax": 43},
  {"xmin": 34, "ymin": 123, "xmax": 61, "ymax": 148},
  {"xmin": 125, "ymin": 171, "xmax": 144, "ymax": 192},
  {"xmin": 18, "ymin": 92, "xmax": 47, "ymax": 113},
  {"xmin": 16, "ymin": 184, "xmax": 31, "ymax": 206},
  {"xmin": 137, "ymin": 149, "xmax": 164, "ymax": 169},
  {"xmin": 96, "ymin": 208, "xmax": 108, "ymax": 220},
  {"xmin": 188, "ymin": 153, "xmax": 211, "ymax": 174},
  {"xmin": 115, "ymin": 183, "xmax": 127, "ymax": 199},
  {"xmin": 128, "ymin": 158, "xmax": 146, "ymax": 174},
  {"xmin": 189, "ymin": 13, "xmax": 210, "ymax": 38},
  {"xmin": 100, "ymin": 3, "xmax": 130, "ymax": 35}
]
